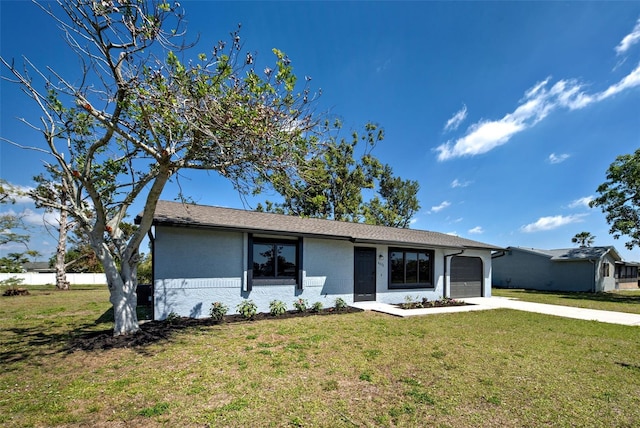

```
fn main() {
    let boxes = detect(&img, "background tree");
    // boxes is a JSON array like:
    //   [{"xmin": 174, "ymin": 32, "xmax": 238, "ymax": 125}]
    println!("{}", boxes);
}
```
[
  {"xmin": 0, "ymin": 180, "xmax": 29, "ymax": 250},
  {"xmin": 1, "ymin": 0, "xmax": 323, "ymax": 335},
  {"xmin": 571, "ymin": 231, "xmax": 595, "ymax": 248},
  {"xmin": 0, "ymin": 181, "xmax": 31, "ymax": 275},
  {"xmin": 362, "ymin": 164, "xmax": 420, "ymax": 228},
  {"xmin": 257, "ymin": 122, "xmax": 420, "ymax": 227},
  {"xmin": 590, "ymin": 148, "xmax": 640, "ymax": 250}
]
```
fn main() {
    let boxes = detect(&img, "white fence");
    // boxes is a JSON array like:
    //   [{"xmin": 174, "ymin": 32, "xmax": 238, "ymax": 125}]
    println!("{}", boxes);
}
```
[{"xmin": 0, "ymin": 273, "xmax": 107, "ymax": 285}]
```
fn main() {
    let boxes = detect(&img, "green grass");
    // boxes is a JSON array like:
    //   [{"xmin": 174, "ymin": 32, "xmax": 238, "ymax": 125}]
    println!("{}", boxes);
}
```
[
  {"xmin": 493, "ymin": 287, "xmax": 640, "ymax": 314},
  {"xmin": 1, "ymin": 285, "xmax": 640, "ymax": 427}
]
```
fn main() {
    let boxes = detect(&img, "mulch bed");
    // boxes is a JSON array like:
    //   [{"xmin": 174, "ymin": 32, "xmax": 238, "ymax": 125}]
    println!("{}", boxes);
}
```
[
  {"xmin": 68, "ymin": 307, "xmax": 363, "ymax": 352},
  {"xmin": 2, "ymin": 288, "xmax": 30, "ymax": 296},
  {"xmin": 394, "ymin": 300, "xmax": 469, "ymax": 310}
]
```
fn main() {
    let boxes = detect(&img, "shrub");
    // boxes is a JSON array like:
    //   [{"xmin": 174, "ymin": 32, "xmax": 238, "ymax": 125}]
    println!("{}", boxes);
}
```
[
  {"xmin": 293, "ymin": 298, "xmax": 308, "ymax": 312},
  {"xmin": 209, "ymin": 301, "xmax": 228, "ymax": 321},
  {"xmin": 334, "ymin": 297, "xmax": 348, "ymax": 311},
  {"xmin": 311, "ymin": 301, "xmax": 323, "ymax": 312},
  {"xmin": 165, "ymin": 311, "xmax": 180, "ymax": 324},
  {"xmin": 236, "ymin": 300, "xmax": 258, "ymax": 320},
  {"xmin": 269, "ymin": 300, "xmax": 287, "ymax": 316},
  {"xmin": 401, "ymin": 295, "xmax": 415, "ymax": 310}
]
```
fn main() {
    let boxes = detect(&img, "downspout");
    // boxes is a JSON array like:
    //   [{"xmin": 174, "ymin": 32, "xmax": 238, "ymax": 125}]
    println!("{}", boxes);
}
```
[
  {"xmin": 147, "ymin": 228, "xmax": 155, "ymax": 320},
  {"xmin": 444, "ymin": 249, "xmax": 465, "ymax": 298}
]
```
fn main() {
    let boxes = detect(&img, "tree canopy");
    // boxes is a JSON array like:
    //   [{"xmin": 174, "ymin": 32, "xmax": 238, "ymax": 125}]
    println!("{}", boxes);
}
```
[
  {"xmin": 590, "ymin": 148, "xmax": 640, "ymax": 250},
  {"xmin": 1, "ymin": 0, "xmax": 325, "ymax": 335},
  {"xmin": 257, "ymin": 122, "xmax": 420, "ymax": 227}
]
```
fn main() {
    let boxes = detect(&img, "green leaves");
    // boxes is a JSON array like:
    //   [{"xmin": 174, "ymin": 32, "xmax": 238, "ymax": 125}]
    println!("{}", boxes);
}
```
[
  {"xmin": 591, "ymin": 148, "xmax": 640, "ymax": 250},
  {"xmin": 260, "ymin": 122, "xmax": 420, "ymax": 227}
]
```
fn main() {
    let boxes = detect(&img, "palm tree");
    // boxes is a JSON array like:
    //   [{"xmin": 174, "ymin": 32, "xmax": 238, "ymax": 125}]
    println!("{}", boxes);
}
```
[{"xmin": 572, "ymin": 232, "xmax": 595, "ymax": 247}]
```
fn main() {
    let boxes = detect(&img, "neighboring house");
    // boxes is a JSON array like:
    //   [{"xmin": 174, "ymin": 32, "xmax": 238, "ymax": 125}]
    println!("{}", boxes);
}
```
[
  {"xmin": 615, "ymin": 261, "xmax": 640, "ymax": 290},
  {"xmin": 22, "ymin": 262, "xmax": 55, "ymax": 273},
  {"xmin": 492, "ymin": 246, "xmax": 623, "ymax": 293},
  {"xmin": 144, "ymin": 200, "xmax": 501, "ymax": 320}
]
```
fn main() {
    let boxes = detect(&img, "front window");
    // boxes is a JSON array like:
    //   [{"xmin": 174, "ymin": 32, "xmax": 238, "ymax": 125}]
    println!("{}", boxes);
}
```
[
  {"xmin": 249, "ymin": 236, "xmax": 300, "ymax": 288},
  {"xmin": 389, "ymin": 248, "xmax": 434, "ymax": 289},
  {"xmin": 253, "ymin": 241, "xmax": 297, "ymax": 278}
]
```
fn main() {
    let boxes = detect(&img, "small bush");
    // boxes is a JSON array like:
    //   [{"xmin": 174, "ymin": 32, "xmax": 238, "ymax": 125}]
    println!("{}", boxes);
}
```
[
  {"xmin": 401, "ymin": 295, "xmax": 415, "ymax": 310},
  {"xmin": 209, "ymin": 301, "xmax": 228, "ymax": 321},
  {"xmin": 293, "ymin": 298, "xmax": 308, "ymax": 312},
  {"xmin": 236, "ymin": 300, "xmax": 258, "ymax": 320},
  {"xmin": 269, "ymin": 300, "xmax": 287, "ymax": 316},
  {"xmin": 165, "ymin": 311, "xmax": 180, "ymax": 323},
  {"xmin": 334, "ymin": 297, "xmax": 348, "ymax": 311},
  {"xmin": 310, "ymin": 301, "xmax": 323, "ymax": 312}
]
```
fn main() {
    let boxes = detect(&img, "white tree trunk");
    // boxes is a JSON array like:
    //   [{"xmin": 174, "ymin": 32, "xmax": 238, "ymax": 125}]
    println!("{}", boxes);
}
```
[
  {"xmin": 55, "ymin": 204, "xmax": 70, "ymax": 290},
  {"xmin": 105, "ymin": 261, "xmax": 139, "ymax": 336}
]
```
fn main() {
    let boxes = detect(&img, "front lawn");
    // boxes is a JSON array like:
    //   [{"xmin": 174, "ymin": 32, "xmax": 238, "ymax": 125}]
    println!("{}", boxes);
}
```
[
  {"xmin": 493, "ymin": 287, "xmax": 640, "ymax": 314},
  {"xmin": 1, "ymin": 285, "xmax": 639, "ymax": 427}
]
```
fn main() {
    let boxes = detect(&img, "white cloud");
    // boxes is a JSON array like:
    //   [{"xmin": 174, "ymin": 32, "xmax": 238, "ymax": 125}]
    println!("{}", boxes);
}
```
[
  {"xmin": 435, "ymin": 35, "xmax": 640, "ymax": 162},
  {"xmin": 568, "ymin": 196, "xmax": 594, "ymax": 209},
  {"xmin": 596, "ymin": 62, "xmax": 640, "ymax": 102},
  {"xmin": 443, "ymin": 104, "xmax": 468, "ymax": 132},
  {"xmin": 1, "ymin": 208, "xmax": 58, "ymax": 227},
  {"xmin": 451, "ymin": 178, "xmax": 471, "ymax": 188},
  {"xmin": 2, "ymin": 182, "xmax": 34, "ymax": 205},
  {"xmin": 616, "ymin": 17, "xmax": 640, "ymax": 55},
  {"xmin": 468, "ymin": 226, "xmax": 484, "ymax": 234},
  {"xmin": 520, "ymin": 214, "xmax": 587, "ymax": 233},
  {"xmin": 548, "ymin": 153, "xmax": 570, "ymax": 164},
  {"xmin": 436, "ymin": 117, "xmax": 525, "ymax": 161},
  {"xmin": 430, "ymin": 201, "xmax": 451, "ymax": 213}
]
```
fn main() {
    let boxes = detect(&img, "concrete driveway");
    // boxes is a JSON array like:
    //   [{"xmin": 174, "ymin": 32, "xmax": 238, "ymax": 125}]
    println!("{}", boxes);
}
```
[
  {"xmin": 352, "ymin": 297, "xmax": 640, "ymax": 326},
  {"xmin": 462, "ymin": 297, "xmax": 640, "ymax": 326}
]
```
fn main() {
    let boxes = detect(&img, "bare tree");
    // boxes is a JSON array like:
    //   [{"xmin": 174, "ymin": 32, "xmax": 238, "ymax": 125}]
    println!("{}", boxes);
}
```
[{"xmin": 1, "ymin": 0, "xmax": 322, "ymax": 335}]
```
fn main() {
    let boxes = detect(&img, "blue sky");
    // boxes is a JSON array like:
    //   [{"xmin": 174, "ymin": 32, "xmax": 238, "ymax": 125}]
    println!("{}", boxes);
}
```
[{"xmin": 1, "ymin": 1, "xmax": 640, "ymax": 262}]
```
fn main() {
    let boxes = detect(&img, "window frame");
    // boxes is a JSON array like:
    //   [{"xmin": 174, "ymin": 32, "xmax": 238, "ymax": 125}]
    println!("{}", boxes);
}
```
[
  {"xmin": 247, "ymin": 234, "xmax": 303, "ymax": 290},
  {"xmin": 387, "ymin": 247, "xmax": 435, "ymax": 289}
]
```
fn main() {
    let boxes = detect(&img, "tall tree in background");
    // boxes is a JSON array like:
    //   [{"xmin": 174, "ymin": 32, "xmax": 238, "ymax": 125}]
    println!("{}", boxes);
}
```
[
  {"xmin": 258, "ymin": 122, "xmax": 420, "ymax": 227},
  {"xmin": 0, "ymin": 180, "xmax": 29, "ymax": 251},
  {"xmin": 363, "ymin": 164, "xmax": 420, "ymax": 228},
  {"xmin": 1, "ymin": 0, "xmax": 323, "ymax": 335},
  {"xmin": 571, "ymin": 231, "xmax": 595, "ymax": 248},
  {"xmin": 591, "ymin": 148, "xmax": 640, "ymax": 250},
  {"xmin": 0, "ymin": 181, "xmax": 32, "ymax": 290}
]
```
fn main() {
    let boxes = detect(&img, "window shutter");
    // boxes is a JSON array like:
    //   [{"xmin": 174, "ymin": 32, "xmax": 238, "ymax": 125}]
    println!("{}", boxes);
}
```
[
  {"xmin": 297, "ymin": 237, "xmax": 304, "ymax": 290},
  {"xmin": 247, "ymin": 234, "xmax": 253, "ymax": 291}
]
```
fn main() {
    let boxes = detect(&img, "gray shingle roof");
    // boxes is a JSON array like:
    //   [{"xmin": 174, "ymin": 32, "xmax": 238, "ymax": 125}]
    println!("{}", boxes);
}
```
[
  {"xmin": 510, "ymin": 246, "xmax": 621, "ymax": 262},
  {"xmin": 149, "ymin": 200, "xmax": 502, "ymax": 250}
]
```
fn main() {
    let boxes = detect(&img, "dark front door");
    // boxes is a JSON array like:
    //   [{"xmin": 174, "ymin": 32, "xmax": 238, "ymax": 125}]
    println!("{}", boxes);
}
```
[{"xmin": 354, "ymin": 247, "xmax": 376, "ymax": 302}]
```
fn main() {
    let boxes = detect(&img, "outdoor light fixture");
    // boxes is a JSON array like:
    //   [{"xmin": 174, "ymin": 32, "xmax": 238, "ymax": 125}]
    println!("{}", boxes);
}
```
[{"xmin": 379, "ymin": 254, "xmax": 384, "ymax": 261}]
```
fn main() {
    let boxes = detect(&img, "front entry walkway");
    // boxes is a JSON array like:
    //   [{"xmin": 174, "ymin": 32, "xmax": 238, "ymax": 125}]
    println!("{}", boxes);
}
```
[{"xmin": 351, "ymin": 297, "xmax": 640, "ymax": 326}]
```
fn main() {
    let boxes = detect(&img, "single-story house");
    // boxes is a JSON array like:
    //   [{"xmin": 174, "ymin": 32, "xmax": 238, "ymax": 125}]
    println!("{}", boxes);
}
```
[
  {"xmin": 492, "ymin": 246, "xmax": 626, "ymax": 293},
  {"xmin": 615, "ymin": 261, "xmax": 640, "ymax": 290},
  {"xmin": 144, "ymin": 200, "xmax": 502, "ymax": 320},
  {"xmin": 22, "ymin": 262, "xmax": 55, "ymax": 273}
]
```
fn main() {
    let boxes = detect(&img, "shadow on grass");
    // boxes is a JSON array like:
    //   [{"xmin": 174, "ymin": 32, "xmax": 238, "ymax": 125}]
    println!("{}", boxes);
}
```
[
  {"xmin": 1, "ymin": 306, "xmax": 363, "ymax": 366},
  {"xmin": 1, "ymin": 306, "xmax": 157, "ymax": 367}
]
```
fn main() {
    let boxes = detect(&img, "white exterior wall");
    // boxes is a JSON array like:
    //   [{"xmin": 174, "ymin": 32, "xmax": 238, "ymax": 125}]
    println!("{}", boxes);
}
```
[
  {"xmin": 442, "ymin": 249, "xmax": 493, "ymax": 298},
  {"xmin": 153, "ymin": 225, "xmax": 493, "ymax": 320},
  {"xmin": 597, "ymin": 253, "xmax": 618, "ymax": 292}
]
